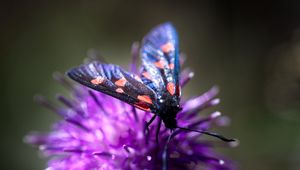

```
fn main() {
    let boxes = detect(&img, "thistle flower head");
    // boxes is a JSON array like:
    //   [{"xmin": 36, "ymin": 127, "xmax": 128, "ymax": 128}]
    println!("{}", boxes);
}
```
[{"xmin": 25, "ymin": 48, "xmax": 235, "ymax": 170}]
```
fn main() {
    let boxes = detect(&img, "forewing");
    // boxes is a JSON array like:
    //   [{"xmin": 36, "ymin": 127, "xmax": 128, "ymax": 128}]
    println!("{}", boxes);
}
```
[
  {"xmin": 140, "ymin": 22, "xmax": 180, "ymax": 98},
  {"xmin": 67, "ymin": 61, "xmax": 157, "ymax": 112}
]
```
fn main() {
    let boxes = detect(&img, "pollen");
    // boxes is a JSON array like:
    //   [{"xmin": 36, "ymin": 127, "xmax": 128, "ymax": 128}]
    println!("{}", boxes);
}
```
[
  {"xmin": 134, "ymin": 75, "xmax": 142, "ymax": 82},
  {"xmin": 91, "ymin": 76, "xmax": 105, "ymax": 85},
  {"xmin": 137, "ymin": 95, "xmax": 153, "ymax": 104},
  {"xmin": 161, "ymin": 42, "xmax": 174, "ymax": 53},
  {"xmin": 167, "ymin": 82, "xmax": 175, "ymax": 95},
  {"xmin": 115, "ymin": 77, "xmax": 127, "ymax": 87},
  {"xmin": 116, "ymin": 88, "xmax": 124, "ymax": 93}
]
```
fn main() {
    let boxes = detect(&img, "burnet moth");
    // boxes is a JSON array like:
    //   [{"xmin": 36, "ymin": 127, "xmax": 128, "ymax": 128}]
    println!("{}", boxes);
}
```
[{"xmin": 67, "ymin": 22, "xmax": 235, "ymax": 170}]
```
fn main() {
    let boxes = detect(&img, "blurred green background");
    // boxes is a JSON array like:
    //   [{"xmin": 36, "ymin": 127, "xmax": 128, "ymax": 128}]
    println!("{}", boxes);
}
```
[{"xmin": 1, "ymin": 0, "xmax": 300, "ymax": 169}]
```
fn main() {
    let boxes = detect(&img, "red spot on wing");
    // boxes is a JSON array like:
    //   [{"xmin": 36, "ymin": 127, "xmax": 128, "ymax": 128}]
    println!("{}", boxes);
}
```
[
  {"xmin": 161, "ymin": 42, "xmax": 174, "ymax": 53},
  {"xmin": 142, "ymin": 72, "xmax": 152, "ymax": 80},
  {"xmin": 116, "ymin": 88, "xmax": 124, "ymax": 93},
  {"xmin": 115, "ymin": 77, "xmax": 127, "ymax": 87},
  {"xmin": 154, "ymin": 60, "xmax": 165, "ymax": 69},
  {"xmin": 167, "ymin": 82, "xmax": 175, "ymax": 95},
  {"xmin": 137, "ymin": 95, "xmax": 153, "ymax": 104},
  {"xmin": 91, "ymin": 76, "xmax": 105, "ymax": 85},
  {"xmin": 169, "ymin": 63, "xmax": 174, "ymax": 69},
  {"xmin": 176, "ymin": 84, "xmax": 181, "ymax": 96},
  {"xmin": 134, "ymin": 102, "xmax": 151, "ymax": 112}
]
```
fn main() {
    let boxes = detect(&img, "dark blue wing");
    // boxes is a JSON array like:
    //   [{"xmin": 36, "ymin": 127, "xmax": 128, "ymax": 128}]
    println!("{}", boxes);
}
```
[
  {"xmin": 67, "ymin": 61, "xmax": 157, "ymax": 112},
  {"xmin": 140, "ymin": 22, "xmax": 181, "ymax": 99}
]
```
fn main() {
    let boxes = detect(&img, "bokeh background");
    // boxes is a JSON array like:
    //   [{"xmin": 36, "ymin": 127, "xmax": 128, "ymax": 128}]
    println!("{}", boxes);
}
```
[{"xmin": 1, "ymin": 0, "xmax": 300, "ymax": 169}]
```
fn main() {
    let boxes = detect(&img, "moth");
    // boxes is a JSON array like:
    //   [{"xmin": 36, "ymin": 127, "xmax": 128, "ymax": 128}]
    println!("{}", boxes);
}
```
[{"xmin": 67, "ymin": 22, "xmax": 234, "ymax": 142}]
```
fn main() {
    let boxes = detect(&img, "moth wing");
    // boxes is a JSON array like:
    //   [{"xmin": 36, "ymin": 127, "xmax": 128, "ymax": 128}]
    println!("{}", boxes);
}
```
[
  {"xmin": 140, "ymin": 22, "xmax": 181, "ymax": 98},
  {"xmin": 67, "ymin": 61, "xmax": 157, "ymax": 112}
]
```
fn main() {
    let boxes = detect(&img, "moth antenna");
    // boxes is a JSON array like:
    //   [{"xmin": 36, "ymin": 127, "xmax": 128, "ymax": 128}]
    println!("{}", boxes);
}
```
[{"xmin": 176, "ymin": 126, "xmax": 235, "ymax": 142}]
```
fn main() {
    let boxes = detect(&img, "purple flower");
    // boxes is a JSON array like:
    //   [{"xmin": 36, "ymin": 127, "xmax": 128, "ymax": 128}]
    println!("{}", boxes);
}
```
[{"xmin": 25, "ymin": 47, "xmax": 236, "ymax": 170}]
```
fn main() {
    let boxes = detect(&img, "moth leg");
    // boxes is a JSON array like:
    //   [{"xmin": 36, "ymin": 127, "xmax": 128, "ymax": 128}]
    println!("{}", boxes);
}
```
[
  {"xmin": 144, "ymin": 114, "xmax": 157, "ymax": 145},
  {"xmin": 162, "ymin": 130, "xmax": 174, "ymax": 170},
  {"xmin": 144, "ymin": 114, "xmax": 157, "ymax": 133},
  {"xmin": 156, "ymin": 118, "xmax": 162, "ymax": 145}
]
